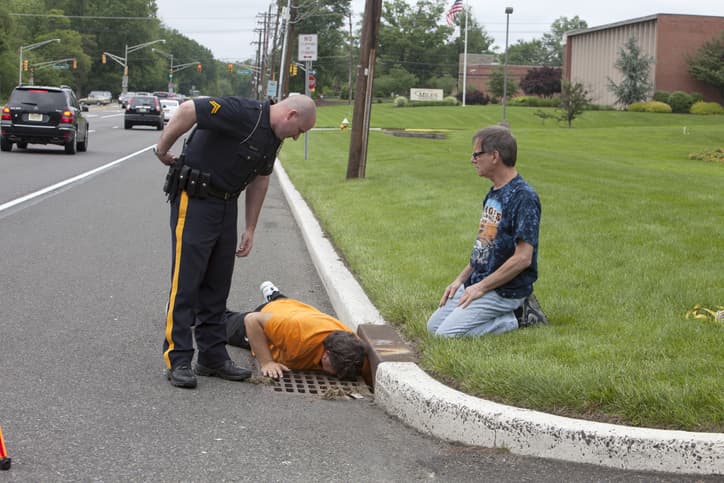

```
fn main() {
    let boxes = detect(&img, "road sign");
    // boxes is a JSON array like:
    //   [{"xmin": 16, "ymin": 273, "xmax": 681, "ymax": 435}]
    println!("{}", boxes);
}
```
[
  {"xmin": 308, "ymin": 74, "xmax": 316, "ymax": 91},
  {"xmin": 266, "ymin": 80, "xmax": 278, "ymax": 98},
  {"xmin": 298, "ymin": 34, "xmax": 318, "ymax": 61}
]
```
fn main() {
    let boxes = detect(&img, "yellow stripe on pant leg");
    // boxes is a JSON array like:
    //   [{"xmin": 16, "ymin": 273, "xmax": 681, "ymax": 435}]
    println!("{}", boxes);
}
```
[{"xmin": 163, "ymin": 191, "xmax": 189, "ymax": 369}]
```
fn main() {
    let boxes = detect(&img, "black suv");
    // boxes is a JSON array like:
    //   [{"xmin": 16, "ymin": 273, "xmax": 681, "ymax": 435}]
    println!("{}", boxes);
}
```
[
  {"xmin": 1, "ymin": 85, "xmax": 89, "ymax": 154},
  {"xmin": 124, "ymin": 95, "xmax": 164, "ymax": 130}
]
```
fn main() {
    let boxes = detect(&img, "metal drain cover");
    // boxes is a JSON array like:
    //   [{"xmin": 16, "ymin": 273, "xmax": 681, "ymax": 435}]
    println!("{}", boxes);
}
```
[{"xmin": 267, "ymin": 370, "xmax": 372, "ymax": 399}]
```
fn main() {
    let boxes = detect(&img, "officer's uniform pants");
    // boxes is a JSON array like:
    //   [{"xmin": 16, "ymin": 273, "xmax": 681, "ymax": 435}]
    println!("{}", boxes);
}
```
[{"xmin": 163, "ymin": 191, "xmax": 238, "ymax": 369}]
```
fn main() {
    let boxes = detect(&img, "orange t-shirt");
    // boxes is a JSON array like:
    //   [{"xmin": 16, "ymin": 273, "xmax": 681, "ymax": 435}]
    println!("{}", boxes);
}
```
[{"xmin": 260, "ymin": 298, "xmax": 353, "ymax": 370}]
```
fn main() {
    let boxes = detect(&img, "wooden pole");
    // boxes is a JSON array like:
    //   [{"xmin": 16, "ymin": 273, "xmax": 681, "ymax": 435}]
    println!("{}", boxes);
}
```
[{"xmin": 346, "ymin": 0, "xmax": 381, "ymax": 179}]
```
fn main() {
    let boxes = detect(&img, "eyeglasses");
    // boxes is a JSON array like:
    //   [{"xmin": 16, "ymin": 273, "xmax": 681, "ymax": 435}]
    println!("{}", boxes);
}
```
[{"xmin": 472, "ymin": 149, "xmax": 495, "ymax": 160}]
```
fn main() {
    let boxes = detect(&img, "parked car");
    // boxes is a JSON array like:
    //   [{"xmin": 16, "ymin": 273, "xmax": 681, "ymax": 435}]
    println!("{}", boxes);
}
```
[
  {"xmin": 160, "ymin": 99, "xmax": 180, "ymax": 122},
  {"xmin": 124, "ymin": 95, "xmax": 164, "ymax": 130},
  {"xmin": 86, "ymin": 90, "xmax": 112, "ymax": 105},
  {"xmin": 1, "ymin": 85, "xmax": 89, "ymax": 154}
]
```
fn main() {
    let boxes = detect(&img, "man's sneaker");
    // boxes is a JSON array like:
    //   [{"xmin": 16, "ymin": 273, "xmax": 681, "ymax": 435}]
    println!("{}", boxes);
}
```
[
  {"xmin": 167, "ymin": 363, "xmax": 197, "ymax": 389},
  {"xmin": 516, "ymin": 294, "xmax": 549, "ymax": 328},
  {"xmin": 194, "ymin": 360, "xmax": 252, "ymax": 381},
  {"xmin": 260, "ymin": 281, "xmax": 280, "ymax": 302}
]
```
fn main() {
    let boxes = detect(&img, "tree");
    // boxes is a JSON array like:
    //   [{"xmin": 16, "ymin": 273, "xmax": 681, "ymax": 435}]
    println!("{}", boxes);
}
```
[
  {"xmin": 607, "ymin": 36, "xmax": 654, "ymax": 107},
  {"xmin": 558, "ymin": 80, "xmax": 590, "ymax": 128},
  {"xmin": 520, "ymin": 66, "xmax": 561, "ymax": 97},
  {"xmin": 506, "ymin": 39, "xmax": 548, "ymax": 66},
  {"xmin": 541, "ymin": 16, "xmax": 587, "ymax": 66},
  {"xmin": 487, "ymin": 66, "xmax": 517, "ymax": 100},
  {"xmin": 686, "ymin": 31, "xmax": 724, "ymax": 97},
  {"xmin": 504, "ymin": 16, "xmax": 587, "ymax": 66}
]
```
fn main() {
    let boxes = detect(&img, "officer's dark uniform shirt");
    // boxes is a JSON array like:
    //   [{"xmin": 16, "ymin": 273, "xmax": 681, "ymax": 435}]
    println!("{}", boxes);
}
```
[{"xmin": 183, "ymin": 97, "xmax": 282, "ymax": 193}]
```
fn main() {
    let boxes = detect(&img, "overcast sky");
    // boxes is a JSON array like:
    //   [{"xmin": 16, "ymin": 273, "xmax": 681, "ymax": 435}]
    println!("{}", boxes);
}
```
[{"xmin": 154, "ymin": 0, "xmax": 723, "ymax": 62}]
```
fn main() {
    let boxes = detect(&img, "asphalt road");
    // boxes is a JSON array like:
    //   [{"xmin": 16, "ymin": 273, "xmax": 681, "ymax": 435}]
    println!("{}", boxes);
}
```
[{"xmin": 0, "ymin": 105, "xmax": 716, "ymax": 482}]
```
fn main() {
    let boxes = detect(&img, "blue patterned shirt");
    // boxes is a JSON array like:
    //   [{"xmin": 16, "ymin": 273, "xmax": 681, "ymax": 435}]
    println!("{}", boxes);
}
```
[{"xmin": 467, "ymin": 175, "xmax": 541, "ymax": 298}]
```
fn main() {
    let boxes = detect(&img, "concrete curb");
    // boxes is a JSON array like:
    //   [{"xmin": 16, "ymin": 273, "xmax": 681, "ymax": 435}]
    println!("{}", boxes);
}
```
[{"xmin": 274, "ymin": 163, "xmax": 724, "ymax": 476}]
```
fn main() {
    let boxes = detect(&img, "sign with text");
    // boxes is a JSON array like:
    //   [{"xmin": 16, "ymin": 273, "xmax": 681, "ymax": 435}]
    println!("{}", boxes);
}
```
[
  {"xmin": 298, "ymin": 34, "xmax": 318, "ymax": 61},
  {"xmin": 410, "ymin": 88, "xmax": 444, "ymax": 101},
  {"xmin": 266, "ymin": 80, "xmax": 278, "ymax": 98}
]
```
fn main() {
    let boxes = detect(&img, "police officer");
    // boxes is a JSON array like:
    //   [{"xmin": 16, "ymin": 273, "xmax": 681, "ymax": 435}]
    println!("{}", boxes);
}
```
[{"xmin": 154, "ymin": 94, "xmax": 317, "ymax": 389}]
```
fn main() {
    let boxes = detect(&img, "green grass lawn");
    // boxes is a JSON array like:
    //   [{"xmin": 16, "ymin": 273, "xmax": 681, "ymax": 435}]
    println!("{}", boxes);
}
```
[{"xmin": 280, "ymin": 103, "xmax": 724, "ymax": 432}]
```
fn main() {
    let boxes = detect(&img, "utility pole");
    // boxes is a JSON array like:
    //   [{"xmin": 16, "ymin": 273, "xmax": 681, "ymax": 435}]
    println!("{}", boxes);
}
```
[
  {"xmin": 269, "ymin": 2, "xmax": 282, "ymax": 84},
  {"xmin": 346, "ymin": 0, "xmax": 382, "ymax": 179},
  {"xmin": 348, "ymin": 11, "xmax": 353, "ymax": 105},
  {"xmin": 282, "ymin": 7, "xmax": 297, "ymax": 98}
]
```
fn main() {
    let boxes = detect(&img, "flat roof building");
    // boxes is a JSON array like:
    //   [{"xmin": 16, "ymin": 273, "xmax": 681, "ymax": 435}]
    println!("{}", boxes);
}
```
[{"xmin": 563, "ymin": 14, "xmax": 724, "ymax": 106}]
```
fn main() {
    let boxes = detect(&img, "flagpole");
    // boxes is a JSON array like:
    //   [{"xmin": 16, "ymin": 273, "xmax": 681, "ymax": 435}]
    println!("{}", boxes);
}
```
[{"xmin": 462, "ymin": 1, "xmax": 468, "ymax": 107}]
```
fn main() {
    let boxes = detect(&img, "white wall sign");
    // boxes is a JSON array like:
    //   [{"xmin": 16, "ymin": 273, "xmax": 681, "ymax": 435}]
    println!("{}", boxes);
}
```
[{"xmin": 410, "ymin": 88, "xmax": 444, "ymax": 101}]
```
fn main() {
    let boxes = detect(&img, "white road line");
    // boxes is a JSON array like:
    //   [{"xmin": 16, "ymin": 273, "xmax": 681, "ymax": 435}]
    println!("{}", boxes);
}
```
[
  {"xmin": 0, "ymin": 145, "xmax": 154, "ymax": 213},
  {"xmin": 101, "ymin": 113, "xmax": 124, "ymax": 118}
]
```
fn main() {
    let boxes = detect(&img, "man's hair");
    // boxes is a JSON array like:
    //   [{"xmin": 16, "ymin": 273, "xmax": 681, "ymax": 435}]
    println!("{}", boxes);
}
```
[
  {"xmin": 472, "ymin": 125, "xmax": 517, "ymax": 167},
  {"xmin": 323, "ymin": 331, "xmax": 367, "ymax": 380}
]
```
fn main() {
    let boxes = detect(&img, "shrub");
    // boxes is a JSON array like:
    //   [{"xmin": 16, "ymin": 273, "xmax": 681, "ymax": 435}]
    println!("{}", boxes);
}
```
[
  {"xmin": 628, "ymin": 101, "xmax": 672, "ymax": 113},
  {"xmin": 689, "ymin": 101, "xmax": 724, "ymax": 115},
  {"xmin": 394, "ymin": 96, "xmax": 458, "ymax": 107},
  {"xmin": 653, "ymin": 91, "xmax": 670, "ymax": 103},
  {"xmin": 667, "ymin": 91, "xmax": 694, "ymax": 113},
  {"xmin": 690, "ymin": 92, "xmax": 704, "ymax": 104},
  {"xmin": 393, "ymin": 96, "xmax": 408, "ymax": 107},
  {"xmin": 509, "ymin": 96, "xmax": 560, "ymax": 107},
  {"xmin": 457, "ymin": 90, "xmax": 490, "ymax": 105}
]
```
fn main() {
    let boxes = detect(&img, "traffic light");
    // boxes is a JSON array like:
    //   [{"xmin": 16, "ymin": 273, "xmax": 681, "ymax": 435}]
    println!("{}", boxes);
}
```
[
  {"xmin": 228, "ymin": 63, "xmax": 233, "ymax": 73},
  {"xmin": 290, "ymin": 64, "xmax": 298, "ymax": 76},
  {"xmin": 72, "ymin": 58, "xmax": 77, "ymax": 69},
  {"xmin": 22, "ymin": 59, "xmax": 28, "ymax": 71},
  {"xmin": 196, "ymin": 63, "xmax": 202, "ymax": 72},
  {"xmin": 101, "ymin": 53, "xmax": 107, "ymax": 64}
]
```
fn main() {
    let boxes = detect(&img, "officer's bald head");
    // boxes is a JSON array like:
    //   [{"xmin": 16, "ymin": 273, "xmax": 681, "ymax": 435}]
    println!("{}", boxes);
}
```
[{"xmin": 270, "ymin": 94, "xmax": 317, "ymax": 141}]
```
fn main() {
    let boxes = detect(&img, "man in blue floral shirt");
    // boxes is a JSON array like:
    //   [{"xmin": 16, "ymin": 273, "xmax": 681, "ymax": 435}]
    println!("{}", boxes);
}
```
[{"xmin": 427, "ymin": 125, "xmax": 546, "ymax": 337}]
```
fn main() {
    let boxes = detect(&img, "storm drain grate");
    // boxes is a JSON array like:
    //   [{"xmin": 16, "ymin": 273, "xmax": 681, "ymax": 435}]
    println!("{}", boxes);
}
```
[{"xmin": 267, "ymin": 370, "xmax": 372, "ymax": 399}]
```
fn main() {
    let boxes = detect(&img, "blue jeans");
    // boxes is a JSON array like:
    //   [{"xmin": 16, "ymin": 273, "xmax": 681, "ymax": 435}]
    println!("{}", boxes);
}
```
[{"xmin": 427, "ymin": 286, "xmax": 524, "ymax": 337}]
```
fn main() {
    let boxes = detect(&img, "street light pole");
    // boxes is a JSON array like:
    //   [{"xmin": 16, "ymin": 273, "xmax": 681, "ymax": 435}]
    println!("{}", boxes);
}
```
[
  {"xmin": 121, "ymin": 39, "xmax": 165, "ymax": 94},
  {"xmin": 18, "ymin": 39, "xmax": 61, "ymax": 85},
  {"xmin": 502, "ymin": 7, "xmax": 513, "ymax": 122}
]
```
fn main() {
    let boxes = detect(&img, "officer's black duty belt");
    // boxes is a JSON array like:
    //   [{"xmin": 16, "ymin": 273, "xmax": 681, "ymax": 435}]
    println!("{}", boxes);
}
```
[{"xmin": 163, "ymin": 164, "xmax": 241, "ymax": 202}]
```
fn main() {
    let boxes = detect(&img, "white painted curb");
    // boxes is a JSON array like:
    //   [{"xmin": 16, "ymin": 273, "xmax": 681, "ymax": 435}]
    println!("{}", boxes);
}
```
[
  {"xmin": 375, "ymin": 362, "xmax": 724, "ymax": 475},
  {"xmin": 274, "ymin": 163, "xmax": 724, "ymax": 475}
]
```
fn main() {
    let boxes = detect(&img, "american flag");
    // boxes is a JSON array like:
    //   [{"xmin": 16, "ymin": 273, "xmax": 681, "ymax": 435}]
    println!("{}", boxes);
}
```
[{"xmin": 446, "ymin": 0, "xmax": 463, "ymax": 26}]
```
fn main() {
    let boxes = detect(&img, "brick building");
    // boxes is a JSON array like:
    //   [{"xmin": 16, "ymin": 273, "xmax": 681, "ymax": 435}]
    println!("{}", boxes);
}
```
[
  {"xmin": 457, "ymin": 54, "xmax": 540, "ymax": 99},
  {"xmin": 563, "ymin": 14, "xmax": 724, "ymax": 106}
]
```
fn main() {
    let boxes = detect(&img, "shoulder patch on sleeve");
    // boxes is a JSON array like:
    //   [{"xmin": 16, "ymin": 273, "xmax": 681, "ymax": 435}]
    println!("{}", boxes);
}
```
[{"xmin": 209, "ymin": 100, "xmax": 221, "ymax": 114}]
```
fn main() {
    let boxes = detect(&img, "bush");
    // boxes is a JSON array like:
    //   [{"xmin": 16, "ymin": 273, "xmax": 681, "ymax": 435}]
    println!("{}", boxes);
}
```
[
  {"xmin": 393, "ymin": 96, "xmax": 408, "ymax": 107},
  {"xmin": 667, "ymin": 91, "xmax": 694, "ymax": 113},
  {"xmin": 509, "ymin": 96, "xmax": 560, "ymax": 107},
  {"xmin": 457, "ymin": 89, "xmax": 490, "ymax": 105},
  {"xmin": 398, "ymin": 98, "xmax": 460, "ymax": 107},
  {"xmin": 691, "ymin": 92, "xmax": 704, "ymax": 104},
  {"xmin": 628, "ymin": 101, "xmax": 673, "ymax": 113},
  {"xmin": 653, "ymin": 91, "xmax": 670, "ymax": 103},
  {"xmin": 689, "ymin": 101, "xmax": 724, "ymax": 115}
]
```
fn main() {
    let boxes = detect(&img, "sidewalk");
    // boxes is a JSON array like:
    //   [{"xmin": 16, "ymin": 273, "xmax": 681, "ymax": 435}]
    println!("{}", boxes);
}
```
[{"xmin": 274, "ymin": 164, "xmax": 724, "ymax": 476}]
